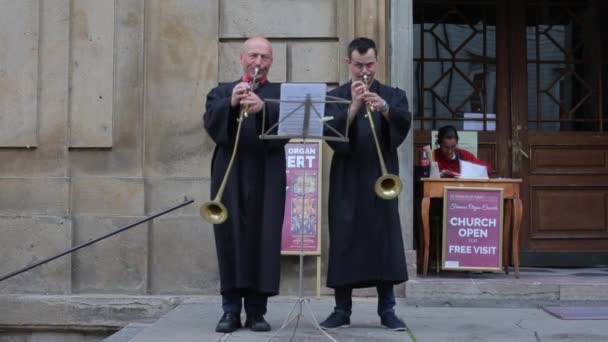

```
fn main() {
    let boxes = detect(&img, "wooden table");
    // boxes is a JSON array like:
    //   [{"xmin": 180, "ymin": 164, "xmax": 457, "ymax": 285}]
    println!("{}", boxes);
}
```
[{"xmin": 420, "ymin": 178, "xmax": 523, "ymax": 277}]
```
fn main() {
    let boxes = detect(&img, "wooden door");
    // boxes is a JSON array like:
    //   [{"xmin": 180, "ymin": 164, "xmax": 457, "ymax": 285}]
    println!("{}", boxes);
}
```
[
  {"xmin": 510, "ymin": 0, "xmax": 608, "ymax": 266},
  {"xmin": 413, "ymin": 0, "xmax": 608, "ymax": 267}
]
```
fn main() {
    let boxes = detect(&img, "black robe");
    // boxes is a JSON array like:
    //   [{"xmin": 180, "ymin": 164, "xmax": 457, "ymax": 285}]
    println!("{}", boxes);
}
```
[
  {"xmin": 325, "ymin": 80, "xmax": 412, "ymax": 288},
  {"xmin": 203, "ymin": 81, "xmax": 287, "ymax": 296}
]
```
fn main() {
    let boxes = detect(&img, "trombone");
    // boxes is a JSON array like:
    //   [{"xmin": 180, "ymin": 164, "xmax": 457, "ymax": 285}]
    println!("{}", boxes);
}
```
[
  {"xmin": 200, "ymin": 67, "xmax": 260, "ymax": 224},
  {"xmin": 362, "ymin": 74, "xmax": 402, "ymax": 200}
]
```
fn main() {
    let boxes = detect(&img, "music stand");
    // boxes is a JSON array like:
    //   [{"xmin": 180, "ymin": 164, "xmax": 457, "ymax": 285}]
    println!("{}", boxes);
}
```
[{"xmin": 260, "ymin": 86, "xmax": 350, "ymax": 342}]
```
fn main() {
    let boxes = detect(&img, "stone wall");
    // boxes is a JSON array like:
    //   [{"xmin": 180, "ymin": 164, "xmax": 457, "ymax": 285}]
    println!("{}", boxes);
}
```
[{"xmin": 0, "ymin": 0, "xmax": 413, "ymax": 302}]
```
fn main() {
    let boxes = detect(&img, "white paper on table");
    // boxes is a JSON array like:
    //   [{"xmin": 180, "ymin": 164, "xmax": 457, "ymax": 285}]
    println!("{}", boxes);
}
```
[{"xmin": 459, "ymin": 160, "xmax": 489, "ymax": 179}]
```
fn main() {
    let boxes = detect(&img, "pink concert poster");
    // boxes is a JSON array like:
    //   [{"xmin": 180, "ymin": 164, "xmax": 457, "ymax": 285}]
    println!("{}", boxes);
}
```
[
  {"xmin": 442, "ymin": 187, "xmax": 504, "ymax": 271},
  {"xmin": 281, "ymin": 141, "xmax": 321, "ymax": 255}
]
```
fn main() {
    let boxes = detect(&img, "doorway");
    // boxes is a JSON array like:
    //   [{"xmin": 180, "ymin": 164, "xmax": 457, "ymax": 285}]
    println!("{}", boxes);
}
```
[{"xmin": 412, "ymin": 0, "xmax": 608, "ymax": 267}]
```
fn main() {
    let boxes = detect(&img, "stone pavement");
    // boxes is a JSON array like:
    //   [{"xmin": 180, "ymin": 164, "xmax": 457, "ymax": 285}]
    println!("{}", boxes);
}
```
[
  {"xmin": 105, "ymin": 297, "xmax": 608, "ymax": 342},
  {"xmin": 406, "ymin": 267, "xmax": 608, "ymax": 305}
]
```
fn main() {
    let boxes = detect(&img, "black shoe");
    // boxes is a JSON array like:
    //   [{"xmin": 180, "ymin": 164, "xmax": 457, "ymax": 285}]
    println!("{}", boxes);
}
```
[
  {"xmin": 215, "ymin": 312, "xmax": 242, "ymax": 333},
  {"xmin": 319, "ymin": 311, "xmax": 350, "ymax": 330},
  {"xmin": 245, "ymin": 314, "xmax": 271, "ymax": 332},
  {"xmin": 380, "ymin": 311, "xmax": 407, "ymax": 331}
]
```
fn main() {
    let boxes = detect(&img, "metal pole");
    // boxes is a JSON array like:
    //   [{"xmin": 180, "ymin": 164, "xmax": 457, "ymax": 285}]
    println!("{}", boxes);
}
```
[{"xmin": 0, "ymin": 198, "xmax": 194, "ymax": 283}]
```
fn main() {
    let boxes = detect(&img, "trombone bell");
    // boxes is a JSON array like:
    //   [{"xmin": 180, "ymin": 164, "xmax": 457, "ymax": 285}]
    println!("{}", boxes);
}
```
[
  {"xmin": 200, "ymin": 201, "xmax": 228, "ymax": 224},
  {"xmin": 375, "ymin": 175, "xmax": 402, "ymax": 200},
  {"xmin": 362, "ymin": 73, "xmax": 403, "ymax": 200}
]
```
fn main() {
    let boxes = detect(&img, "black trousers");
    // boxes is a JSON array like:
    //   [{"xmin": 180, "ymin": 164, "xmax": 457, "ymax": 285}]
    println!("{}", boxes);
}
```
[
  {"xmin": 222, "ymin": 289, "xmax": 268, "ymax": 315},
  {"xmin": 333, "ymin": 282, "xmax": 396, "ymax": 316}
]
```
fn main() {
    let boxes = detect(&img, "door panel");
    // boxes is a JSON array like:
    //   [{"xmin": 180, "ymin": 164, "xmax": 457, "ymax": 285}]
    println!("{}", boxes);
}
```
[
  {"xmin": 533, "ymin": 149, "xmax": 605, "ymax": 170},
  {"xmin": 517, "ymin": 0, "xmax": 608, "ymax": 265},
  {"xmin": 533, "ymin": 188, "xmax": 607, "ymax": 233}
]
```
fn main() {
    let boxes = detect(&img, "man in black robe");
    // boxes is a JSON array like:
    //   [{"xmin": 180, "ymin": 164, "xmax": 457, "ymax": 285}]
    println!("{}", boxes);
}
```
[
  {"xmin": 203, "ymin": 36, "xmax": 286, "ymax": 333},
  {"xmin": 320, "ymin": 37, "xmax": 411, "ymax": 331}
]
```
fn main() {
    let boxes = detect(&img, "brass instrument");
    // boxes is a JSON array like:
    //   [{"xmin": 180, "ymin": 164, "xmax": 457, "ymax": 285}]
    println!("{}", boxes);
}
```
[
  {"xmin": 200, "ymin": 67, "xmax": 260, "ymax": 224},
  {"xmin": 362, "ymin": 74, "xmax": 402, "ymax": 200}
]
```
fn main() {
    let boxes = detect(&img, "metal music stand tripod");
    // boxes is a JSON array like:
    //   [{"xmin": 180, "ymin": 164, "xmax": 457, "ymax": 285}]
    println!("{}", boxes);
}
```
[{"xmin": 260, "ymin": 87, "xmax": 350, "ymax": 342}]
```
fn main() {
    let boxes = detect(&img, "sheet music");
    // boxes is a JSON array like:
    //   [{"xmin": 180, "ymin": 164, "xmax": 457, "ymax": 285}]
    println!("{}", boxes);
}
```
[
  {"xmin": 278, "ymin": 83, "xmax": 327, "ymax": 137},
  {"xmin": 459, "ymin": 160, "xmax": 489, "ymax": 179}
]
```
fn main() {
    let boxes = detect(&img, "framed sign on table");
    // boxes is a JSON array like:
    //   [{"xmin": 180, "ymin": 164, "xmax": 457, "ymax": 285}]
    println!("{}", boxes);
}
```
[{"xmin": 442, "ymin": 187, "xmax": 504, "ymax": 272}]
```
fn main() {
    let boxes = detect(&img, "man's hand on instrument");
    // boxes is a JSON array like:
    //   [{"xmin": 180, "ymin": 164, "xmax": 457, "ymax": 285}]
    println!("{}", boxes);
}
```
[
  {"xmin": 361, "ymin": 92, "xmax": 385, "ymax": 112},
  {"xmin": 231, "ymin": 82, "xmax": 251, "ymax": 108},
  {"xmin": 240, "ymin": 92, "xmax": 264, "ymax": 113},
  {"xmin": 348, "ymin": 80, "xmax": 367, "ymax": 122},
  {"xmin": 351, "ymin": 81, "xmax": 367, "ymax": 106}
]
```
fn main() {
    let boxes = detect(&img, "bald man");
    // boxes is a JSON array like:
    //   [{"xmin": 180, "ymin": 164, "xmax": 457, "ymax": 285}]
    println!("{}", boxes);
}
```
[{"xmin": 203, "ymin": 37, "xmax": 287, "ymax": 333}]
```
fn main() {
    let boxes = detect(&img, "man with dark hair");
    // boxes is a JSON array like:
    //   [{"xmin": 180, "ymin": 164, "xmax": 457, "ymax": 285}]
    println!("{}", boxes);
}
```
[
  {"xmin": 321, "ymin": 37, "xmax": 411, "ymax": 331},
  {"xmin": 347, "ymin": 36, "xmax": 378, "ymax": 60},
  {"xmin": 203, "ymin": 36, "xmax": 287, "ymax": 333}
]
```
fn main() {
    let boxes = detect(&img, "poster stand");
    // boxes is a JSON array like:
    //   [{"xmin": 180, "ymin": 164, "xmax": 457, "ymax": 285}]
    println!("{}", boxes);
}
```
[
  {"xmin": 281, "ymin": 139, "xmax": 323, "ymax": 298},
  {"xmin": 260, "ymin": 87, "xmax": 349, "ymax": 342}
]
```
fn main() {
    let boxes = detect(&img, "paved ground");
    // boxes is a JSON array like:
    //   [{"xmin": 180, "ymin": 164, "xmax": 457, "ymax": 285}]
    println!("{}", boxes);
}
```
[
  {"xmin": 106, "ymin": 297, "xmax": 608, "ymax": 342},
  {"xmin": 102, "ymin": 268, "xmax": 608, "ymax": 341}
]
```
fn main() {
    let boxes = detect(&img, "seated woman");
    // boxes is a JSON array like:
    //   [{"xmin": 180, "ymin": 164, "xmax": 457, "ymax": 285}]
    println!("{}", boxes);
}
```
[{"xmin": 433, "ymin": 125, "xmax": 491, "ymax": 177}]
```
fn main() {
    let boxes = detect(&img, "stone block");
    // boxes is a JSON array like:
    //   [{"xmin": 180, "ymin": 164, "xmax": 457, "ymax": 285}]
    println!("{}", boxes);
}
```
[
  {"xmin": 0, "ymin": 217, "xmax": 71, "ymax": 294},
  {"xmin": 406, "ymin": 278, "xmax": 560, "ymax": 302},
  {"xmin": 144, "ymin": 0, "xmax": 218, "ymax": 178},
  {"xmin": 220, "ymin": 0, "xmax": 337, "ymax": 38},
  {"xmin": 405, "ymin": 249, "xmax": 417, "ymax": 280},
  {"xmin": 218, "ymin": 41, "xmax": 287, "ymax": 83},
  {"xmin": 68, "ymin": 149, "xmax": 142, "ymax": 178},
  {"xmin": 148, "ymin": 217, "xmax": 219, "ymax": 294},
  {"xmin": 27, "ymin": 332, "xmax": 108, "ymax": 342},
  {"xmin": 0, "ymin": 0, "xmax": 39, "ymax": 147},
  {"xmin": 0, "ymin": 0, "xmax": 71, "ymax": 177},
  {"xmin": 290, "ymin": 42, "xmax": 339, "ymax": 83},
  {"xmin": 200, "ymin": 133, "xmax": 218, "ymax": 179},
  {"xmin": 71, "ymin": 216, "xmax": 148, "ymax": 294},
  {"xmin": 70, "ymin": 178, "xmax": 144, "ymax": 216},
  {"xmin": 103, "ymin": 323, "xmax": 149, "ymax": 342},
  {"xmin": 0, "ymin": 178, "xmax": 69, "ymax": 216},
  {"xmin": 560, "ymin": 284, "xmax": 608, "ymax": 301},
  {"xmin": 68, "ymin": 0, "xmax": 145, "ymax": 177},
  {"xmin": 0, "ymin": 295, "xmax": 176, "ymax": 327},
  {"xmin": 144, "ymin": 178, "xmax": 207, "ymax": 218},
  {"xmin": 69, "ymin": 0, "xmax": 114, "ymax": 148}
]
